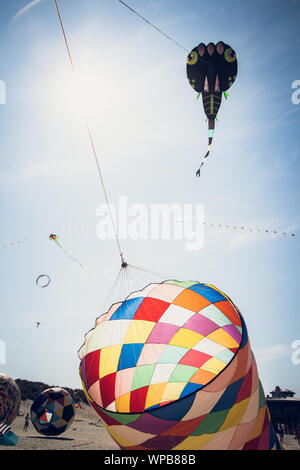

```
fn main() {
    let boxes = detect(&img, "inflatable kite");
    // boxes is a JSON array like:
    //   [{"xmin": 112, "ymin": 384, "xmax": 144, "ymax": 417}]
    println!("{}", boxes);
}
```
[
  {"xmin": 79, "ymin": 280, "xmax": 280, "ymax": 450},
  {"xmin": 186, "ymin": 42, "xmax": 238, "ymax": 177},
  {"xmin": 0, "ymin": 374, "xmax": 21, "ymax": 446},
  {"xmin": 0, "ymin": 374, "xmax": 21, "ymax": 426},
  {"xmin": 30, "ymin": 388, "xmax": 76, "ymax": 436}
]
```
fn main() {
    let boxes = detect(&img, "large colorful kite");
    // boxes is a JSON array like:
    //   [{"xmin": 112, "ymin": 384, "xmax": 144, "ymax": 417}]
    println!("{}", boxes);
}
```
[
  {"xmin": 0, "ymin": 374, "xmax": 21, "ymax": 426},
  {"xmin": 186, "ymin": 41, "xmax": 238, "ymax": 177},
  {"xmin": 78, "ymin": 280, "xmax": 280, "ymax": 450},
  {"xmin": 0, "ymin": 374, "xmax": 21, "ymax": 446},
  {"xmin": 30, "ymin": 388, "xmax": 76, "ymax": 436}
]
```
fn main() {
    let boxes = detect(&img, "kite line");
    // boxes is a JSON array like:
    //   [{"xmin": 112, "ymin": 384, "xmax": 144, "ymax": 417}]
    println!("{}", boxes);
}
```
[
  {"xmin": 53, "ymin": 0, "xmax": 126, "ymax": 268},
  {"xmin": 116, "ymin": 0, "xmax": 189, "ymax": 53}
]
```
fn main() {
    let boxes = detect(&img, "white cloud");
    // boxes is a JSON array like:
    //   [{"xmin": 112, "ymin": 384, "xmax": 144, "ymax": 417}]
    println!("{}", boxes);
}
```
[
  {"xmin": 0, "ymin": 171, "xmax": 13, "ymax": 185},
  {"xmin": 254, "ymin": 344, "xmax": 291, "ymax": 363},
  {"xmin": 227, "ymin": 230, "xmax": 261, "ymax": 252},
  {"xmin": 19, "ymin": 154, "xmax": 87, "ymax": 181}
]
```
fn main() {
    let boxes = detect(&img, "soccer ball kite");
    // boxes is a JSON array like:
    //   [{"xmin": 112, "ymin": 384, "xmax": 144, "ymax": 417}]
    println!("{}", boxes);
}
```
[{"xmin": 30, "ymin": 388, "xmax": 76, "ymax": 436}]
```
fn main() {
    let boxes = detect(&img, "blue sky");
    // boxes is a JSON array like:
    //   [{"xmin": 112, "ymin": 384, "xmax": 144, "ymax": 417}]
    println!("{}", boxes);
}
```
[{"xmin": 0, "ymin": 0, "xmax": 299, "ymax": 396}]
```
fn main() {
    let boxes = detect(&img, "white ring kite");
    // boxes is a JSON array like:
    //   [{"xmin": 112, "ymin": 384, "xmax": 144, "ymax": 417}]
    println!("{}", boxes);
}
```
[{"xmin": 36, "ymin": 274, "xmax": 50, "ymax": 288}]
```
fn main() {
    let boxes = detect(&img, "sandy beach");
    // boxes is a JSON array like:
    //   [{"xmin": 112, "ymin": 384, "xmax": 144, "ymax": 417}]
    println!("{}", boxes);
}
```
[
  {"xmin": 2, "ymin": 400, "xmax": 299, "ymax": 451},
  {"xmin": 1, "ymin": 399, "xmax": 119, "ymax": 451}
]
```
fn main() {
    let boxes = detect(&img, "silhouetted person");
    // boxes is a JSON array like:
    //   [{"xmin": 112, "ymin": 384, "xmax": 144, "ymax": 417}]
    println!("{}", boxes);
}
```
[
  {"xmin": 296, "ymin": 427, "xmax": 300, "ymax": 445},
  {"xmin": 279, "ymin": 427, "xmax": 284, "ymax": 443},
  {"xmin": 23, "ymin": 413, "xmax": 30, "ymax": 432}
]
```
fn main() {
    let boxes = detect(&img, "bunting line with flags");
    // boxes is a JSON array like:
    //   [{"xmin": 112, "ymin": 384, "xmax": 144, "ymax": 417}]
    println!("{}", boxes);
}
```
[{"xmin": 0, "ymin": 220, "xmax": 296, "ymax": 252}]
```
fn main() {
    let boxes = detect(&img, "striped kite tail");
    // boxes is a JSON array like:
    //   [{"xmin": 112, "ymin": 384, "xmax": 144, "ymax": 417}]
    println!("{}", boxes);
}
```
[
  {"xmin": 196, "ymin": 118, "xmax": 215, "ymax": 177},
  {"xmin": 49, "ymin": 234, "xmax": 93, "ymax": 286}
]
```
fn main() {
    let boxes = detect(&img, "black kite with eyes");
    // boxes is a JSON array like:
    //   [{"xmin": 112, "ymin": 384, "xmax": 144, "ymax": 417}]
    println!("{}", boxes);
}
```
[{"xmin": 187, "ymin": 41, "xmax": 238, "ymax": 177}]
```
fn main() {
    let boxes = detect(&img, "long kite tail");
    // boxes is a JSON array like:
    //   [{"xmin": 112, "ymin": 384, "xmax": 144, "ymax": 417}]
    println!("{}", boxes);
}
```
[
  {"xmin": 49, "ymin": 234, "xmax": 93, "ymax": 286},
  {"xmin": 196, "ymin": 118, "xmax": 215, "ymax": 177}
]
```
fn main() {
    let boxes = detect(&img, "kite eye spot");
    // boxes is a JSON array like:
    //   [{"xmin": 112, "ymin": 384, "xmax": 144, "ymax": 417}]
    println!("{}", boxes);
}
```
[
  {"xmin": 187, "ymin": 51, "xmax": 198, "ymax": 65},
  {"xmin": 224, "ymin": 48, "xmax": 236, "ymax": 63}
]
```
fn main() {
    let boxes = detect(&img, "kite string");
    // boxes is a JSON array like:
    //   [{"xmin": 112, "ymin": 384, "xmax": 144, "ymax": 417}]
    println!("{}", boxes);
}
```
[
  {"xmin": 53, "ymin": 0, "xmax": 124, "ymax": 264},
  {"xmin": 116, "ymin": 0, "xmax": 189, "ymax": 53}
]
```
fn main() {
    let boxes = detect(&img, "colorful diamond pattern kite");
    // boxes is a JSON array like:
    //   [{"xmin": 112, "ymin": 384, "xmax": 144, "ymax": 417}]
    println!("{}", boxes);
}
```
[{"xmin": 79, "ymin": 280, "xmax": 280, "ymax": 450}]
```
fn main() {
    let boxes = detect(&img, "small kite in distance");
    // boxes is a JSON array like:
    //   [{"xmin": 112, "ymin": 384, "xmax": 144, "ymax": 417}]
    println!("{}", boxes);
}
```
[{"xmin": 36, "ymin": 274, "xmax": 51, "ymax": 288}]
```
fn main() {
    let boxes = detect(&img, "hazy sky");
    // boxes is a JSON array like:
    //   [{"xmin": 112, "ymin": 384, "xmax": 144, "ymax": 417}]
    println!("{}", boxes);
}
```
[{"xmin": 0, "ymin": 0, "xmax": 299, "ymax": 396}]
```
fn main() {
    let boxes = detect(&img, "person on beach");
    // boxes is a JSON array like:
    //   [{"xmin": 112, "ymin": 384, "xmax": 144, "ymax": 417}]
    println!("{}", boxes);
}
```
[
  {"xmin": 279, "ymin": 427, "xmax": 284, "ymax": 443},
  {"xmin": 23, "ymin": 414, "xmax": 30, "ymax": 432},
  {"xmin": 296, "ymin": 427, "xmax": 300, "ymax": 446}
]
